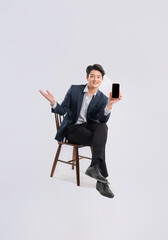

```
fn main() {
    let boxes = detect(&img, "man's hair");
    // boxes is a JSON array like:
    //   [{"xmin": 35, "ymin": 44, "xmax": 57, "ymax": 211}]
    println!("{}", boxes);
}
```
[{"xmin": 86, "ymin": 64, "xmax": 105, "ymax": 78}]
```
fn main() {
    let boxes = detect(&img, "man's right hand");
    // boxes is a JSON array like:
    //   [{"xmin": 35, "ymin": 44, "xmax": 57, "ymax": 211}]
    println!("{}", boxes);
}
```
[{"xmin": 39, "ymin": 90, "xmax": 55, "ymax": 106}]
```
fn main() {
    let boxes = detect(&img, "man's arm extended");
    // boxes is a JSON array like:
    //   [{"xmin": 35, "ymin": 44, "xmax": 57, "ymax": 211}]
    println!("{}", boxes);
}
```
[
  {"xmin": 98, "ymin": 90, "xmax": 122, "ymax": 122},
  {"xmin": 39, "ymin": 86, "xmax": 72, "ymax": 115},
  {"xmin": 51, "ymin": 85, "xmax": 72, "ymax": 115}
]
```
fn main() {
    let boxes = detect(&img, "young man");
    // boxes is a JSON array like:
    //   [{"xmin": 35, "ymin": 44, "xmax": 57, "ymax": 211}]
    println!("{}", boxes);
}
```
[{"xmin": 39, "ymin": 64, "xmax": 122, "ymax": 198}]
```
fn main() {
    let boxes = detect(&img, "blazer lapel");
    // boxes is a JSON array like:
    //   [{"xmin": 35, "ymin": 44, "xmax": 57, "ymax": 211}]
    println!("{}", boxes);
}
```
[
  {"xmin": 76, "ymin": 84, "xmax": 86, "ymax": 119},
  {"xmin": 87, "ymin": 90, "xmax": 101, "ymax": 113}
]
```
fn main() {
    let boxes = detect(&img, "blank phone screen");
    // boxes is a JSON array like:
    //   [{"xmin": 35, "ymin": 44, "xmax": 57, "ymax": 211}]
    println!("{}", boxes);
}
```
[{"xmin": 112, "ymin": 83, "xmax": 120, "ymax": 98}]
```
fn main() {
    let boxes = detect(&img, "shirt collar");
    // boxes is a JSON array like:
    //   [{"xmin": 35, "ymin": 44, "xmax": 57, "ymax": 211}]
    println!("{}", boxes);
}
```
[{"xmin": 83, "ymin": 84, "xmax": 98, "ymax": 96}]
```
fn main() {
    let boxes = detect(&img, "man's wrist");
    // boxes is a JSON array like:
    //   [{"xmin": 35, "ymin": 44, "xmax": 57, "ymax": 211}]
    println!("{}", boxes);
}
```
[
  {"xmin": 50, "ymin": 101, "xmax": 56, "ymax": 107},
  {"xmin": 107, "ymin": 102, "xmax": 113, "ymax": 110}
]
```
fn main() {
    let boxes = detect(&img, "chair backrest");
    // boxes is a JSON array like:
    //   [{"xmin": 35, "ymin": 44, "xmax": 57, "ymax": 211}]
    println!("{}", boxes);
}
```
[
  {"xmin": 54, "ymin": 113, "xmax": 67, "ymax": 143},
  {"xmin": 54, "ymin": 113, "xmax": 64, "ymax": 131}
]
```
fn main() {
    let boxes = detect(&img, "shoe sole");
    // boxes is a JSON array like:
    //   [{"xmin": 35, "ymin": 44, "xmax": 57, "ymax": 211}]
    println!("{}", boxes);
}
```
[
  {"xmin": 96, "ymin": 186, "xmax": 114, "ymax": 198},
  {"xmin": 85, "ymin": 171, "xmax": 108, "ymax": 183}
]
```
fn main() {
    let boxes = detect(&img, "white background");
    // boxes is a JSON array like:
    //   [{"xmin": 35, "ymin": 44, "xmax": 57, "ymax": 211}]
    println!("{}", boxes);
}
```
[{"xmin": 0, "ymin": 0, "xmax": 168, "ymax": 239}]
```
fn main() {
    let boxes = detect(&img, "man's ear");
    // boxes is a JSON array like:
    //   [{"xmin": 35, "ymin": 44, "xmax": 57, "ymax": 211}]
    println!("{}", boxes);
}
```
[{"xmin": 86, "ymin": 75, "xmax": 88, "ymax": 80}]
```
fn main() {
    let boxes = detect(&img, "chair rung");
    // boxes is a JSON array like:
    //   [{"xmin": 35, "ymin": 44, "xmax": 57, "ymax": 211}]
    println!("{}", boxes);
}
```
[
  {"xmin": 57, "ymin": 159, "xmax": 76, "ymax": 165},
  {"xmin": 57, "ymin": 156, "xmax": 91, "ymax": 165},
  {"xmin": 79, "ymin": 155, "xmax": 92, "ymax": 160}
]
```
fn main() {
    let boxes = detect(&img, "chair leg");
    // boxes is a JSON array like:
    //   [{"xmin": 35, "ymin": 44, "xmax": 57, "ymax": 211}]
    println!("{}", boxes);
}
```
[
  {"xmin": 72, "ymin": 147, "xmax": 75, "ymax": 170},
  {"xmin": 75, "ymin": 147, "xmax": 80, "ymax": 186},
  {"xmin": 50, "ymin": 143, "xmax": 62, "ymax": 177}
]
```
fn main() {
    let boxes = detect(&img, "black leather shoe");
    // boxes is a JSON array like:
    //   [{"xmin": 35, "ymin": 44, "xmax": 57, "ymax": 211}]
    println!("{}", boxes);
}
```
[
  {"xmin": 96, "ymin": 181, "xmax": 114, "ymax": 198},
  {"xmin": 85, "ymin": 164, "xmax": 107, "ymax": 183}
]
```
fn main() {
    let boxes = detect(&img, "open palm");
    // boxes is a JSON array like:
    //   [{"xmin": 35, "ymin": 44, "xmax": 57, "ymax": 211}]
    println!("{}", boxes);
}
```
[{"xmin": 39, "ymin": 90, "xmax": 55, "ymax": 105}]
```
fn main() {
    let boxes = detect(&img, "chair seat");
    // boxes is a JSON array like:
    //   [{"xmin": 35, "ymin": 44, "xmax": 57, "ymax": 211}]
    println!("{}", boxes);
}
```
[{"xmin": 58, "ymin": 141, "xmax": 85, "ymax": 148}]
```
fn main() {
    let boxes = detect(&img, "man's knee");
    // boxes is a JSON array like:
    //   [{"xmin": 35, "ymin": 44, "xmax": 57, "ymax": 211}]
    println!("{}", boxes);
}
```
[
  {"xmin": 100, "ymin": 123, "xmax": 108, "ymax": 132},
  {"xmin": 92, "ymin": 122, "xmax": 108, "ymax": 131}
]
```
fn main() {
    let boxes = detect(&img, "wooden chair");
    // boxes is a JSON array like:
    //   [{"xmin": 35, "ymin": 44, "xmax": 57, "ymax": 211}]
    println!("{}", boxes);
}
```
[{"xmin": 50, "ymin": 113, "xmax": 93, "ymax": 186}]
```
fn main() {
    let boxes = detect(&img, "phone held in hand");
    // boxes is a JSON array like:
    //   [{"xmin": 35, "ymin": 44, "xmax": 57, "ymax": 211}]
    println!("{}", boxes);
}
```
[{"xmin": 112, "ymin": 83, "xmax": 120, "ymax": 98}]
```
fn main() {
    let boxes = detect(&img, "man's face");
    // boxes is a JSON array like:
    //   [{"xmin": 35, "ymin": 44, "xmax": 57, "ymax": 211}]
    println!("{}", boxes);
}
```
[{"xmin": 86, "ymin": 70, "xmax": 103, "ymax": 89}]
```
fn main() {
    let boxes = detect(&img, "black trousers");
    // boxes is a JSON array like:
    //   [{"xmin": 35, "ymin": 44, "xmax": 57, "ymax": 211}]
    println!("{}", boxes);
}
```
[{"xmin": 66, "ymin": 122, "xmax": 108, "ymax": 178}]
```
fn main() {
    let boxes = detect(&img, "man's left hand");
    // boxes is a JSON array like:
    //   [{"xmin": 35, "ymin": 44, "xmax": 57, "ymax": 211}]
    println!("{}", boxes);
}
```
[{"xmin": 106, "ymin": 90, "xmax": 122, "ymax": 109}]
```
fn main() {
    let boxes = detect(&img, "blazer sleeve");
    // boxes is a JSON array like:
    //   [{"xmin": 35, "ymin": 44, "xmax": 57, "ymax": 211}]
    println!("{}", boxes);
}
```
[
  {"xmin": 97, "ymin": 98, "xmax": 111, "ymax": 123},
  {"xmin": 51, "ymin": 85, "xmax": 72, "ymax": 115}
]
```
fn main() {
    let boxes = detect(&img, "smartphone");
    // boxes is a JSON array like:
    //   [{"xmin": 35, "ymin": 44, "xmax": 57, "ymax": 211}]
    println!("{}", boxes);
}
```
[{"xmin": 112, "ymin": 83, "xmax": 120, "ymax": 98}]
